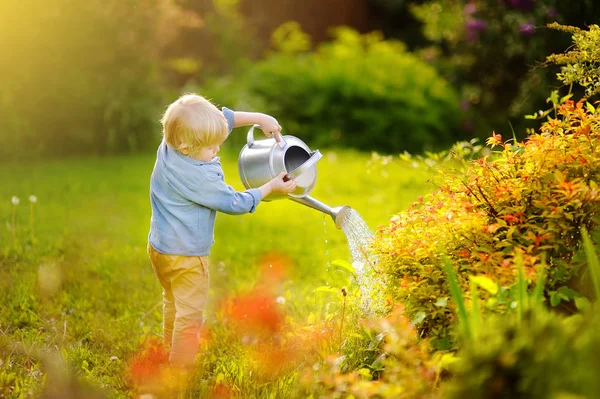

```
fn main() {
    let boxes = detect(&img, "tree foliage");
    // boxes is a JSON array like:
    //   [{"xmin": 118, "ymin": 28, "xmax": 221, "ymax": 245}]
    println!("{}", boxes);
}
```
[{"xmin": 0, "ymin": 0, "xmax": 198, "ymax": 159}]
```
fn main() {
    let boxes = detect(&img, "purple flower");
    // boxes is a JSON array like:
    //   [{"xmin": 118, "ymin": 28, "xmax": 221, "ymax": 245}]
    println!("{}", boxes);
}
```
[
  {"xmin": 466, "ymin": 18, "xmax": 487, "ymax": 42},
  {"xmin": 464, "ymin": 3, "xmax": 477, "ymax": 16},
  {"xmin": 500, "ymin": 0, "xmax": 535, "ymax": 12},
  {"xmin": 546, "ymin": 7, "xmax": 558, "ymax": 18},
  {"xmin": 519, "ymin": 22, "xmax": 535, "ymax": 36}
]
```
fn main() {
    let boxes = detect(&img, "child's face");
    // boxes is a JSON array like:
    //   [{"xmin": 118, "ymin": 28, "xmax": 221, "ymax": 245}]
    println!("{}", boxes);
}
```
[{"xmin": 191, "ymin": 144, "xmax": 221, "ymax": 162}]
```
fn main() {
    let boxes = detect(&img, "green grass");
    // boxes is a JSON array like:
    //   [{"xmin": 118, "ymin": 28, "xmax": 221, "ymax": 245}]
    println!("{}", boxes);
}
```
[{"xmin": 0, "ymin": 148, "xmax": 436, "ymax": 398}]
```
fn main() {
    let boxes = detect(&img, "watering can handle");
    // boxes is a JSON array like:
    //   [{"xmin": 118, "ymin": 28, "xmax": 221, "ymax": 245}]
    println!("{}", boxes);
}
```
[{"xmin": 247, "ymin": 124, "xmax": 287, "ymax": 148}]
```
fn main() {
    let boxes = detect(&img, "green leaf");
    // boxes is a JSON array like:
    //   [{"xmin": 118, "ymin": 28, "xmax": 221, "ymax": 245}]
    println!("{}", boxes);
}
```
[
  {"xmin": 314, "ymin": 286, "xmax": 339, "ymax": 294},
  {"xmin": 442, "ymin": 255, "xmax": 471, "ymax": 340},
  {"xmin": 581, "ymin": 227, "xmax": 600, "ymax": 302},
  {"xmin": 371, "ymin": 354, "xmax": 385, "ymax": 371},
  {"xmin": 532, "ymin": 255, "xmax": 547, "ymax": 307},
  {"xmin": 560, "ymin": 93, "xmax": 573, "ymax": 103},
  {"xmin": 586, "ymin": 102, "xmax": 596, "ymax": 113},
  {"xmin": 469, "ymin": 275, "xmax": 498, "ymax": 294},
  {"xmin": 515, "ymin": 254, "xmax": 528, "ymax": 318},
  {"xmin": 331, "ymin": 259, "xmax": 356, "ymax": 275},
  {"xmin": 557, "ymin": 286, "xmax": 580, "ymax": 300},
  {"xmin": 575, "ymin": 297, "xmax": 591, "ymax": 312},
  {"xmin": 412, "ymin": 311, "xmax": 426, "ymax": 325},
  {"xmin": 358, "ymin": 368, "xmax": 373, "ymax": 380},
  {"xmin": 438, "ymin": 353, "xmax": 460, "ymax": 370},
  {"xmin": 470, "ymin": 281, "xmax": 481, "ymax": 335},
  {"xmin": 434, "ymin": 297, "xmax": 448, "ymax": 307},
  {"xmin": 550, "ymin": 291, "xmax": 561, "ymax": 307}
]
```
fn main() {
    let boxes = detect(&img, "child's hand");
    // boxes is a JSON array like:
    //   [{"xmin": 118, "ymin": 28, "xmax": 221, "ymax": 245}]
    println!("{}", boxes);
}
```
[
  {"xmin": 269, "ymin": 172, "xmax": 297, "ymax": 195},
  {"xmin": 258, "ymin": 114, "xmax": 283, "ymax": 142}
]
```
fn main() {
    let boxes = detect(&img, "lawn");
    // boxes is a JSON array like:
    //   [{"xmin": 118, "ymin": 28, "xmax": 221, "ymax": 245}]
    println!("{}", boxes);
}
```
[{"xmin": 0, "ymin": 147, "xmax": 437, "ymax": 398}]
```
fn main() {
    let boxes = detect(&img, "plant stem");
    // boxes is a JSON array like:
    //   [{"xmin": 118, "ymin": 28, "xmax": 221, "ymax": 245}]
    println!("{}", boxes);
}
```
[
  {"xmin": 29, "ymin": 202, "xmax": 35, "ymax": 244},
  {"xmin": 11, "ymin": 206, "xmax": 16, "ymax": 247},
  {"xmin": 340, "ymin": 288, "xmax": 347, "ymax": 341}
]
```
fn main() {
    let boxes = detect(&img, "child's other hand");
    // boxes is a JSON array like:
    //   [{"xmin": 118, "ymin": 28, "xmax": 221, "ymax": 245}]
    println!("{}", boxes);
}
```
[
  {"xmin": 258, "ymin": 114, "xmax": 283, "ymax": 142},
  {"xmin": 269, "ymin": 172, "xmax": 297, "ymax": 195}
]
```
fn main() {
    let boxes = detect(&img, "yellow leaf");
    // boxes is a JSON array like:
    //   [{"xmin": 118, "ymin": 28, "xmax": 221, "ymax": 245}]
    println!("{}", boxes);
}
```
[{"xmin": 469, "ymin": 275, "xmax": 498, "ymax": 294}]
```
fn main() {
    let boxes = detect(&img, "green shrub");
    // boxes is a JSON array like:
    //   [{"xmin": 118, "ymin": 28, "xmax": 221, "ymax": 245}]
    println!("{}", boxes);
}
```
[
  {"xmin": 443, "ymin": 306, "xmax": 600, "ymax": 399},
  {"xmin": 207, "ymin": 25, "xmax": 461, "ymax": 154},
  {"xmin": 372, "ymin": 98, "xmax": 600, "ymax": 348}
]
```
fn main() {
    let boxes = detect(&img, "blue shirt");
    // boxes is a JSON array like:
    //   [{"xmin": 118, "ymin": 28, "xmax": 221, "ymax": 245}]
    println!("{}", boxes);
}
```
[{"xmin": 148, "ymin": 107, "xmax": 263, "ymax": 256}]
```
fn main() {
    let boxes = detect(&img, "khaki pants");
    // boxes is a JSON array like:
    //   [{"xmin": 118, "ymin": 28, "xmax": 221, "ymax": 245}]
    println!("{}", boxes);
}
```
[{"xmin": 147, "ymin": 244, "xmax": 210, "ymax": 368}]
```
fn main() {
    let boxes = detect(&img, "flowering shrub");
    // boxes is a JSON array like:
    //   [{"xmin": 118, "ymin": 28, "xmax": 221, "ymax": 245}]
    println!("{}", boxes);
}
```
[
  {"xmin": 300, "ymin": 306, "xmax": 439, "ymax": 399},
  {"xmin": 372, "ymin": 98, "xmax": 600, "ymax": 347}
]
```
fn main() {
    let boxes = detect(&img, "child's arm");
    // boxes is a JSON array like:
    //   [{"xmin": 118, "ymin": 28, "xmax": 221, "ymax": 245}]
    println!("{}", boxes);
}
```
[
  {"xmin": 232, "ymin": 111, "xmax": 283, "ymax": 142},
  {"xmin": 190, "ymin": 170, "xmax": 296, "ymax": 215}
]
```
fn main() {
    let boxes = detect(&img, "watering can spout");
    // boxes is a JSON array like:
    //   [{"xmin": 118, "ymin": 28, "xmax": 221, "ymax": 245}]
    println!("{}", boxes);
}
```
[{"xmin": 289, "ymin": 196, "xmax": 351, "ymax": 229}]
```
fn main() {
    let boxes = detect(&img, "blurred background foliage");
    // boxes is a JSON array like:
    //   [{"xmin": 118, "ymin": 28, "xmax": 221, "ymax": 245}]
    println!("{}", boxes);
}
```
[{"xmin": 1, "ymin": 0, "xmax": 599, "ymax": 160}]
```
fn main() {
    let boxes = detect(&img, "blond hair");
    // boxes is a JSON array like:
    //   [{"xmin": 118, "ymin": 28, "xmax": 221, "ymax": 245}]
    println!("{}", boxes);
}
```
[{"xmin": 160, "ymin": 94, "xmax": 229, "ymax": 155}]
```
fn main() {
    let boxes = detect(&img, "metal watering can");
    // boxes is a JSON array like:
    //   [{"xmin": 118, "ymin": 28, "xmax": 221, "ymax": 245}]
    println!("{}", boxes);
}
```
[{"xmin": 238, "ymin": 124, "xmax": 350, "ymax": 228}]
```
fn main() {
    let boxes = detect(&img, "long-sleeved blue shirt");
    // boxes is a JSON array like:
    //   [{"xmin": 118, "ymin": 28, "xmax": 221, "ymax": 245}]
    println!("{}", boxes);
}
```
[{"xmin": 148, "ymin": 107, "xmax": 263, "ymax": 256}]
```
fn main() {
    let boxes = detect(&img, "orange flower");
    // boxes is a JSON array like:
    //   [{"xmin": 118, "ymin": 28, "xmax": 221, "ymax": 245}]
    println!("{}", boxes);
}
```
[
  {"xmin": 224, "ymin": 290, "xmax": 284, "ymax": 335},
  {"xmin": 126, "ymin": 337, "xmax": 169, "ymax": 387},
  {"xmin": 486, "ymin": 131, "xmax": 503, "ymax": 148}
]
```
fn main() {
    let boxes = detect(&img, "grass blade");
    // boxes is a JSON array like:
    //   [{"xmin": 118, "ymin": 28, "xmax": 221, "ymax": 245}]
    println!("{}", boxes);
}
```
[
  {"xmin": 532, "ymin": 253, "xmax": 547, "ymax": 307},
  {"xmin": 469, "ymin": 279, "xmax": 481, "ymax": 337},
  {"xmin": 515, "ymin": 253, "xmax": 528, "ymax": 320},
  {"xmin": 581, "ymin": 227, "xmax": 600, "ymax": 302},
  {"xmin": 442, "ymin": 255, "xmax": 471, "ymax": 340}
]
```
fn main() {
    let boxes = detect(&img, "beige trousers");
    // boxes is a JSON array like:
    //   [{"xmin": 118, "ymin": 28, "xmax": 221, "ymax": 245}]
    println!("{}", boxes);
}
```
[{"xmin": 147, "ymin": 244, "xmax": 210, "ymax": 368}]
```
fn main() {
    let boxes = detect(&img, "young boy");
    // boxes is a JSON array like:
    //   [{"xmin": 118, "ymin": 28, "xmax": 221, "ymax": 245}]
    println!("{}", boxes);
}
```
[{"xmin": 147, "ymin": 93, "xmax": 297, "ymax": 368}]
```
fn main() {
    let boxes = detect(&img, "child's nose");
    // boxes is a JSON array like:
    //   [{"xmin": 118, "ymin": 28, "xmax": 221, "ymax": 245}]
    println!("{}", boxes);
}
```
[{"xmin": 216, "ymin": 146, "xmax": 220, "ymax": 152}]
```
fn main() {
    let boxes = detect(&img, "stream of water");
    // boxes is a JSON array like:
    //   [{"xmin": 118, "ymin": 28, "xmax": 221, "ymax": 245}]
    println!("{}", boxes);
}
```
[{"xmin": 337, "ymin": 208, "xmax": 386, "ymax": 314}]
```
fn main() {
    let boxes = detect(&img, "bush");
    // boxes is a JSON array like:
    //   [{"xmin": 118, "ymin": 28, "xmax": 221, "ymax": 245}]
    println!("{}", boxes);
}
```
[
  {"xmin": 371, "ymin": 97, "xmax": 600, "ymax": 348},
  {"xmin": 443, "ymin": 306, "xmax": 600, "ymax": 398},
  {"xmin": 206, "ymin": 25, "xmax": 461, "ymax": 154}
]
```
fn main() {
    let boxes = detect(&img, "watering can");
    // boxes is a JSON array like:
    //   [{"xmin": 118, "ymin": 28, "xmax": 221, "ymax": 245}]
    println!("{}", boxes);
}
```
[{"xmin": 238, "ymin": 124, "xmax": 350, "ymax": 228}]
